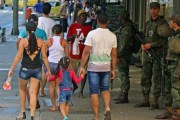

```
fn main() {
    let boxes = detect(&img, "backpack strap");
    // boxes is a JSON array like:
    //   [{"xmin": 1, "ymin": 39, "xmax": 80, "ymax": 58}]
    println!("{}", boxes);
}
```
[
  {"xmin": 60, "ymin": 38, "xmax": 63, "ymax": 46},
  {"xmin": 50, "ymin": 38, "xmax": 53, "ymax": 45}
]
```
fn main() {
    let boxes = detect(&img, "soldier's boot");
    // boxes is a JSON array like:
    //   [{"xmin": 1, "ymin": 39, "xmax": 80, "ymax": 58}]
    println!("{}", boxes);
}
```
[
  {"xmin": 113, "ymin": 91, "xmax": 123, "ymax": 101},
  {"xmin": 149, "ymin": 96, "xmax": 159, "ymax": 110},
  {"xmin": 155, "ymin": 107, "xmax": 172, "ymax": 119},
  {"xmin": 114, "ymin": 92, "xmax": 129, "ymax": 104},
  {"xmin": 168, "ymin": 109, "xmax": 180, "ymax": 120},
  {"xmin": 134, "ymin": 94, "xmax": 150, "ymax": 107}
]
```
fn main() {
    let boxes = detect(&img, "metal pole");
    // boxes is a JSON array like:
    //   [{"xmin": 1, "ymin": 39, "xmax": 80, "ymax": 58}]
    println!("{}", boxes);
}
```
[
  {"xmin": 22, "ymin": 0, "xmax": 27, "ymax": 25},
  {"xmin": 11, "ymin": 0, "xmax": 19, "ymax": 35}
]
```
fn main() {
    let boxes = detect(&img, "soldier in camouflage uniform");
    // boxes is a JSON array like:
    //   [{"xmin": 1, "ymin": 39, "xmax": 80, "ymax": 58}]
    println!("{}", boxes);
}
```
[
  {"xmin": 156, "ymin": 14, "xmax": 180, "ymax": 120},
  {"xmin": 113, "ymin": 10, "xmax": 134, "ymax": 104},
  {"xmin": 134, "ymin": 2, "xmax": 169, "ymax": 109}
]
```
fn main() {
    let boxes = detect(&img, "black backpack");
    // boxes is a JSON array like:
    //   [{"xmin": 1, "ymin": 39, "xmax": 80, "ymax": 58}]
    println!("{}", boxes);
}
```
[{"xmin": 131, "ymin": 25, "xmax": 142, "ymax": 54}]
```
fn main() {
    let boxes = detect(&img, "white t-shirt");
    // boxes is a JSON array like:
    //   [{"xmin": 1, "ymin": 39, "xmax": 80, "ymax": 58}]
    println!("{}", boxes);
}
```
[
  {"xmin": 38, "ymin": 17, "xmax": 57, "ymax": 39},
  {"xmin": 84, "ymin": 28, "xmax": 117, "ymax": 72},
  {"xmin": 85, "ymin": 7, "xmax": 91, "ymax": 23}
]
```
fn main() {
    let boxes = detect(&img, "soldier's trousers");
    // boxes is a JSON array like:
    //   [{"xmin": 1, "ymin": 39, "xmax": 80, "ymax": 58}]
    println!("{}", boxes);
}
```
[
  {"xmin": 168, "ymin": 62, "xmax": 180, "ymax": 109},
  {"xmin": 117, "ymin": 58, "xmax": 130, "ymax": 92},
  {"xmin": 141, "ymin": 59, "xmax": 161, "ymax": 96},
  {"xmin": 164, "ymin": 66, "xmax": 173, "ymax": 107}
]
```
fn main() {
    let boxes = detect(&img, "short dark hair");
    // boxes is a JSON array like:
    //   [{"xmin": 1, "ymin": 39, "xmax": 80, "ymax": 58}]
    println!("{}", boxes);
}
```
[
  {"xmin": 28, "ymin": 14, "xmax": 38, "ymax": 22},
  {"xmin": 52, "ymin": 24, "xmax": 63, "ymax": 34},
  {"xmin": 85, "ymin": 2, "xmax": 90, "ymax": 5},
  {"xmin": 97, "ymin": 13, "xmax": 108, "ymax": 24},
  {"xmin": 65, "ymin": 0, "xmax": 69, "ymax": 2},
  {"xmin": 94, "ymin": 1, "xmax": 100, "ymax": 6},
  {"xmin": 42, "ymin": 2, "xmax": 51, "ymax": 15}
]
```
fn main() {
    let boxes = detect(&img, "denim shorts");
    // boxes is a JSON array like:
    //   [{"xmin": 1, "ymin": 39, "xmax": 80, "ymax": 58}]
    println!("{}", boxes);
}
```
[
  {"xmin": 87, "ymin": 71, "xmax": 110, "ymax": 95},
  {"xmin": 44, "ymin": 62, "xmax": 59, "ymax": 74},
  {"xmin": 19, "ymin": 66, "xmax": 42, "ymax": 80},
  {"xmin": 59, "ymin": 90, "xmax": 73, "ymax": 104}
]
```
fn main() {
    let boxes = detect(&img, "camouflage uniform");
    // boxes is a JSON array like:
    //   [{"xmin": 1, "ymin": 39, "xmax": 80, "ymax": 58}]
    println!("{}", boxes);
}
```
[
  {"xmin": 141, "ymin": 15, "xmax": 168, "ymax": 96},
  {"xmin": 135, "ymin": 2, "xmax": 169, "ymax": 109},
  {"xmin": 155, "ymin": 15, "xmax": 180, "ymax": 120},
  {"xmin": 165, "ymin": 15, "xmax": 180, "ymax": 120},
  {"xmin": 113, "ymin": 10, "xmax": 134, "ymax": 104}
]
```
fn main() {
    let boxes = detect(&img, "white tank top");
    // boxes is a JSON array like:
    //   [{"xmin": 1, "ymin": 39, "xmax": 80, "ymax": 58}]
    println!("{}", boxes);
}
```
[{"xmin": 48, "ymin": 36, "xmax": 64, "ymax": 63}]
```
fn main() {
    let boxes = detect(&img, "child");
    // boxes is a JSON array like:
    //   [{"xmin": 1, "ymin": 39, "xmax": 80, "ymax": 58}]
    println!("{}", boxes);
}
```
[{"xmin": 49, "ymin": 57, "xmax": 84, "ymax": 120}]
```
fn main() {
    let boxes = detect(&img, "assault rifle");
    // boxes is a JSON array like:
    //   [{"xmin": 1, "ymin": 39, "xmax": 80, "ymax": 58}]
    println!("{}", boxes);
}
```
[{"xmin": 134, "ymin": 34, "xmax": 167, "ymax": 97}]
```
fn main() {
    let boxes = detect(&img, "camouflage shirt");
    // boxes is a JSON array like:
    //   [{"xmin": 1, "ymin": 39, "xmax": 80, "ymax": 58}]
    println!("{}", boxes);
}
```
[
  {"xmin": 166, "ymin": 29, "xmax": 180, "ymax": 61},
  {"xmin": 143, "ymin": 16, "xmax": 168, "ymax": 61},
  {"xmin": 114, "ymin": 20, "xmax": 134, "ymax": 60}
]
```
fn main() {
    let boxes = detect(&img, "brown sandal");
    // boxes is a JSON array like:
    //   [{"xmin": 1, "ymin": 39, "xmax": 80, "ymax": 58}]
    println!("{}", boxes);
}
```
[{"xmin": 16, "ymin": 112, "xmax": 26, "ymax": 120}]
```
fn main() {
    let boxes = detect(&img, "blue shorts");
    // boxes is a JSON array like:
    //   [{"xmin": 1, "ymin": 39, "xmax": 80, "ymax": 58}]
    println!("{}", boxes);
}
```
[
  {"xmin": 44, "ymin": 62, "xmax": 59, "ymax": 74},
  {"xmin": 87, "ymin": 71, "xmax": 110, "ymax": 95},
  {"xmin": 59, "ymin": 90, "xmax": 73, "ymax": 104},
  {"xmin": 19, "ymin": 67, "xmax": 42, "ymax": 80}
]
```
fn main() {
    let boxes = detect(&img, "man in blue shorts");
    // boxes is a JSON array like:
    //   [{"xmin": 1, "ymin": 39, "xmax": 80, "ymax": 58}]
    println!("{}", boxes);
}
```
[
  {"xmin": 33, "ymin": 0, "xmax": 43, "ymax": 17},
  {"xmin": 79, "ymin": 13, "xmax": 117, "ymax": 120},
  {"xmin": 16, "ymin": 14, "xmax": 47, "ymax": 111}
]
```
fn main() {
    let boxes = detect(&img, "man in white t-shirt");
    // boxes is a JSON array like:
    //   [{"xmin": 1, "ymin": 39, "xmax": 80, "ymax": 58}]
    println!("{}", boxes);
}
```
[
  {"xmin": 79, "ymin": 13, "xmax": 117, "ymax": 120},
  {"xmin": 38, "ymin": 2, "xmax": 56, "ymax": 97},
  {"xmin": 38, "ymin": 2, "xmax": 57, "ymax": 39}
]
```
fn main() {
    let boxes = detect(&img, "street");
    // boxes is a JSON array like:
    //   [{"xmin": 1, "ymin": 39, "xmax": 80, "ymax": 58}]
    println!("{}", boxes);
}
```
[
  {"xmin": 0, "ymin": 6, "xmax": 23, "ymax": 28},
  {"xmin": 0, "ymin": 5, "xmax": 166, "ymax": 120}
]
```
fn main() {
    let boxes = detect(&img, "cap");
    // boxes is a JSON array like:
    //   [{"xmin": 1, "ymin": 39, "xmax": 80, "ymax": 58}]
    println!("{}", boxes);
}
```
[
  {"xmin": 119, "ymin": 9, "xmax": 129, "ymax": 18},
  {"xmin": 98, "ymin": 6, "xmax": 101, "ymax": 9},
  {"xmin": 60, "ymin": 57, "xmax": 70, "ymax": 68},
  {"xmin": 171, "ymin": 14, "xmax": 180, "ymax": 26},
  {"xmin": 28, "ymin": 14, "xmax": 38, "ymax": 22},
  {"xmin": 150, "ymin": 2, "xmax": 160, "ymax": 9},
  {"xmin": 77, "ymin": 10, "xmax": 89, "ymax": 17}
]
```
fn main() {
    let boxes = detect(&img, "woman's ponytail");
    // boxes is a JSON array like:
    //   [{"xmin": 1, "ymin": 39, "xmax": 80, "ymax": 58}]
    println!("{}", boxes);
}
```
[{"xmin": 25, "ymin": 22, "xmax": 38, "ymax": 55}]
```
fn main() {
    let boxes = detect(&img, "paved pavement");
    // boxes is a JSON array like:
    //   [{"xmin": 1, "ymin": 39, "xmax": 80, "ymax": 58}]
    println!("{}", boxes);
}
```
[{"xmin": 0, "ymin": 18, "xmax": 166, "ymax": 120}]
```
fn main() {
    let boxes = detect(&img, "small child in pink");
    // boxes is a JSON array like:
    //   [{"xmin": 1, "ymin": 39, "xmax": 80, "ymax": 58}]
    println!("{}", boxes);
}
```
[{"xmin": 49, "ymin": 57, "xmax": 84, "ymax": 120}]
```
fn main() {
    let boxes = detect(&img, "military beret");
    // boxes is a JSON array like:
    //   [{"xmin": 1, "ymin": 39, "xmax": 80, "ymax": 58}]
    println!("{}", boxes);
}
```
[
  {"xmin": 119, "ymin": 9, "xmax": 129, "ymax": 18},
  {"xmin": 171, "ymin": 14, "xmax": 180, "ymax": 26},
  {"xmin": 150, "ymin": 2, "xmax": 160, "ymax": 9}
]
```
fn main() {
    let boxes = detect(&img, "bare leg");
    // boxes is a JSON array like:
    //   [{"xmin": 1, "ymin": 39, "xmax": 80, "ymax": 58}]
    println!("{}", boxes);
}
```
[
  {"xmin": 19, "ymin": 78, "xmax": 28, "ymax": 113},
  {"xmin": 29, "ymin": 77, "xmax": 40, "ymax": 116},
  {"xmin": 79, "ymin": 74, "xmax": 87, "ymax": 98},
  {"xmin": 101, "ymin": 91, "xmax": 111, "ymax": 112},
  {"xmin": 91, "ymin": 94, "xmax": 99, "ymax": 120},
  {"xmin": 26, "ymin": 86, "xmax": 30, "ymax": 109},
  {"xmin": 55, "ymin": 78, "xmax": 60, "ymax": 109},
  {"xmin": 65, "ymin": 102, "xmax": 69, "ymax": 116},
  {"xmin": 48, "ymin": 81, "xmax": 56, "ymax": 110},
  {"xmin": 40, "ymin": 70, "xmax": 46, "ymax": 96},
  {"xmin": 60, "ymin": 103, "xmax": 66, "ymax": 118}
]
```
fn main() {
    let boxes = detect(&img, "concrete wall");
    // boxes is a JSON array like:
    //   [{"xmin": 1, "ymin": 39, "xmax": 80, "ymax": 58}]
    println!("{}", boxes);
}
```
[{"xmin": 173, "ymin": 0, "xmax": 180, "ymax": 14}]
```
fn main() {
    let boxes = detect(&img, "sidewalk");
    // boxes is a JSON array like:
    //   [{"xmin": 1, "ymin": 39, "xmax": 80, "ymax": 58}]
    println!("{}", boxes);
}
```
[{"xmin": 0, "ymin": 22, "xmax": 165, "ymax": 120}]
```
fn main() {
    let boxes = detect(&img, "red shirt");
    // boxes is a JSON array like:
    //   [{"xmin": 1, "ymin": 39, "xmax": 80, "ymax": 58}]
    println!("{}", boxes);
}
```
[
  {"xmin": 49, "ymin": 69, "xmax": 82, "ymax": 84},
  {"xmin": 67, "ymin": 23, "xmax": 92, "ymax": 59}
]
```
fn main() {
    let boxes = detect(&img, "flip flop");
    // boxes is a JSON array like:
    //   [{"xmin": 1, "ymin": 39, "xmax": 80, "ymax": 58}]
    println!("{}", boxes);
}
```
[
  {"xmin": 40, "ymin": 94, "xmax": 47, "ymax": 97},
  {"xmin": 104, "ymin": 111, "xmax": 111, "ymax": 120},
  {"xmin": 48, "ymin": 108, "xmax": 56, "ymax": 112},
  {"xmin": 25, "ymin": 108, "xmax": 30, "ymax": 111}
]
